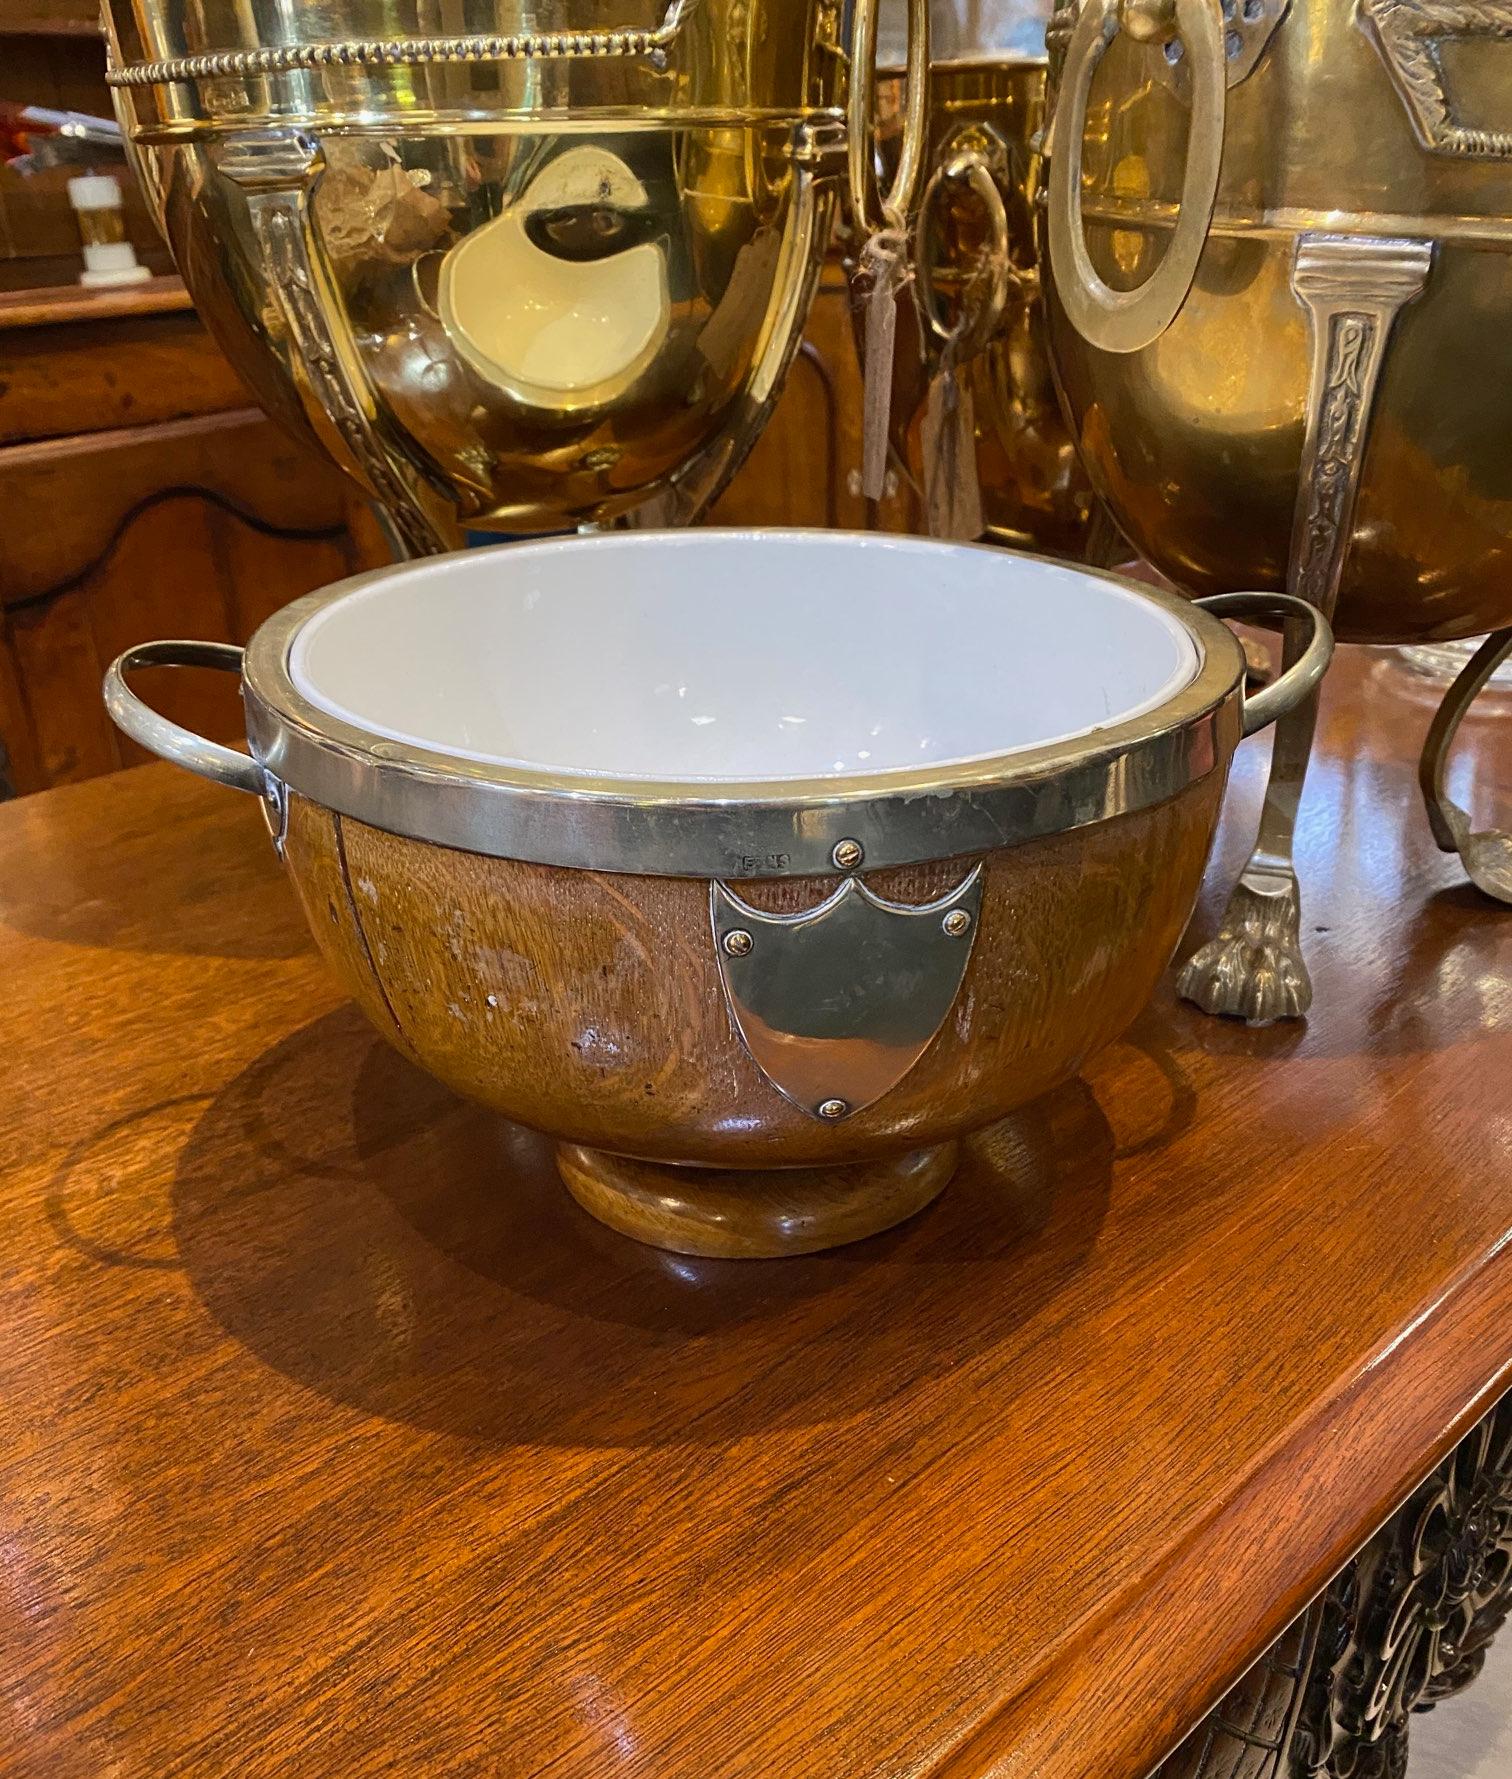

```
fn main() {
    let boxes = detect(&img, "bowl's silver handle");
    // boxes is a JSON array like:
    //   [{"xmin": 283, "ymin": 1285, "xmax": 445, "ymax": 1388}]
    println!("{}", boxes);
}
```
[
  {"xmin": 1193, "ymin": 593, "xmax": 1335, "ymax": 738},
  {"xmin": 103, "ymin": 640, "xmax": 268, "ymax": 796}
]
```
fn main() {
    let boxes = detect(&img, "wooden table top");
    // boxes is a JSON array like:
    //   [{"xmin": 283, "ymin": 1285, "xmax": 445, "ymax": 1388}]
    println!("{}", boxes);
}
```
[{"xmin": 1, "ymin": 647, "xmax": 1509, "ymax": 1779}]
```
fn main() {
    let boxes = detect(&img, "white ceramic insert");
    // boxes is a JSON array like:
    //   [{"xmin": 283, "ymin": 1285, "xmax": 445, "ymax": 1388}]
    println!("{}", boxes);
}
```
[{"xmin": 288, "ymin": 530, "xmax": 1201, "ymax": 785}]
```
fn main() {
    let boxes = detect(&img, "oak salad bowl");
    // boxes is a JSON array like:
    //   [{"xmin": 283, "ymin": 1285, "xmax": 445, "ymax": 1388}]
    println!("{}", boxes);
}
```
[{"xmin": 104, "ymin": 530, "xmax": 1330, "ymax": 1257}]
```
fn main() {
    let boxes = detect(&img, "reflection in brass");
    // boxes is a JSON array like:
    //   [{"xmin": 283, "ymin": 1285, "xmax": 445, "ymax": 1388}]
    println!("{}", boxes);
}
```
[
  {"xmin": 220, "ymin": 130, "xmax": 450, "ymax": 557},
  {"xmin": 102, "ymin": 0, "xmax": 898, "ymax": 541},
  {"xmin": 873, "ymin": 60, "xmax": 1099, "ymax": 558},
  {"xmin": 1043, "ymin": 0, "xmax": 1512, "ymax": 1010},
  {"xmin": 1419, "ymin": 629, "xmax": 1512, "ymax": 905},
  {"xmin": 914, "ymin": 142, "xmax": 1012, "ymax": 356}
]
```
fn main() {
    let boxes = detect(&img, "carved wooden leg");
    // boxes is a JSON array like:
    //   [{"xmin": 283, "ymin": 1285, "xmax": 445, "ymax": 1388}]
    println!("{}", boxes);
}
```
[
  {"xmin": 1150, "ymin": 1392, "xmax": 1512, "ymax": 1779},
  {"xmin": 1292, "ymin": 1395, "xmax": 1512, "ymax": 1777},
  {"xmin": 1152, "ymin": 1602, "xmax": 1323, "ymax": 1779},
  {"xmin": 1179, "ymin": 235, "xmax": 1433, "ymax": 1024},
  {"xmin": 1419, "ymin": 628, "xmax": 1512, "ymax": 905}
]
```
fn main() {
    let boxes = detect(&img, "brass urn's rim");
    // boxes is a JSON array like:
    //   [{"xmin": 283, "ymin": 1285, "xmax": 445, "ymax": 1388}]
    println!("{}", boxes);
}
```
[{"xmin": 242, "ymin": 529, "xmax": 1246, "ymax": 880}]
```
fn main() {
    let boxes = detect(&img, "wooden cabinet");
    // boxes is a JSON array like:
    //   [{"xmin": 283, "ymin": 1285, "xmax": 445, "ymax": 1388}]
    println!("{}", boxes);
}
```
[
  {"xmin": 0, "ymin": 5, "xmax": 387, "ymax": 798},
  {"xmin": 0, "ymin": 280, "xmax": 388, "ymax": 797},
  {"xmin": 0, "ymin": 260, "xmax": 899, "ymax": 800}
]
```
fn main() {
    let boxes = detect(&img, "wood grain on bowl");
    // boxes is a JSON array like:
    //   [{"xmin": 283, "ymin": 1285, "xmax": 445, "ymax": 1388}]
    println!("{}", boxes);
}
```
[{"xmin": 280, "ymin": 772, "xmax": 1226, "ymax": 1170}]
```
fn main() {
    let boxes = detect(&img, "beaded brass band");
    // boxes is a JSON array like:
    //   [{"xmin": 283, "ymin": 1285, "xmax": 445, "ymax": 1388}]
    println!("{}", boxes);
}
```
[{"xmin": 105, "ymin": 0, "xmax": 695, "ymax": 84}]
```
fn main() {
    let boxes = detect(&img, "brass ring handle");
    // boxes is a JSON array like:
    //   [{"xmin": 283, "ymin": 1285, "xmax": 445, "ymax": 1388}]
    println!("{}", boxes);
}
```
[
  {"xmin": 1418, "ymin": 628, "xmax": 1512, "ymax": 900},
  {"xmin": 103, "ymin": 641, "xmax": 269, "ymax": 797},
  {"xmin": 848, "ymin": 0, "xmax": 930, "ymax": 232},
  {"xmin": 1048, "ymin": 0, "xmax": 1226, "ymax": 354},
  {"xmin": 915, "ymin": 148, "xmax": 1013, "ymax": 353},
  {"xmin": 1193, "ymin": 593, "xmax": 1334, "ymax": 737}
]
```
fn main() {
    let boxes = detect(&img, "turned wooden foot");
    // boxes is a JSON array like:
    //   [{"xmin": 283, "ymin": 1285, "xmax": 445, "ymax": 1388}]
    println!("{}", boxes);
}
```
[{"xmin": 555, "ymin": 1141, "xmax": 958, "ymax": 1259}]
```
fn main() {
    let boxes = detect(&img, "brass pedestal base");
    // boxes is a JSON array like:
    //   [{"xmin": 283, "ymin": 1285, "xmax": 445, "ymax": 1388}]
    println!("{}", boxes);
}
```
[{"xmin": 555, "ymin": 1141, "xmax": 959, "ymax": 1259}]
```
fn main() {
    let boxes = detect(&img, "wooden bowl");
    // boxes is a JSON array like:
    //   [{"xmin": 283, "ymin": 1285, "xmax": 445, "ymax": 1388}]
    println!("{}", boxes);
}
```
[{"xmin": 105, "ymin": 530, "xmax": 1331, "ymax": 1257}]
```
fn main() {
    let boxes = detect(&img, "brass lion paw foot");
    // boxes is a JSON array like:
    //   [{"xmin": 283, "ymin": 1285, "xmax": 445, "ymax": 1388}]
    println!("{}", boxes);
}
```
[{"xmin": 1177, "ymin": 875, "xmax": 1313, "ymax": 1026}]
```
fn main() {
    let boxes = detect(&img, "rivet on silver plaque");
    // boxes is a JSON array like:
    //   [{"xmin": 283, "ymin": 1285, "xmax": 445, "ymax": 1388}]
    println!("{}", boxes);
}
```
[{"xmin": 710, "ymin": 866, "xmax": 984, "ymax": 1121}]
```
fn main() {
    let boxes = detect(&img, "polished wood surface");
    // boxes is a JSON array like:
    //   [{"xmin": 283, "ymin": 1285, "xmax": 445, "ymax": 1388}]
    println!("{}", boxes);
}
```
[{"xmin": 0, "ymin": 649, "xmax": 1509, "ymax": 1779}]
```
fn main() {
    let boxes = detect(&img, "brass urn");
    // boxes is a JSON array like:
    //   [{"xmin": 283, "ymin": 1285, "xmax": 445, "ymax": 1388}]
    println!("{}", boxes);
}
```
[
  {"xmin": 1041, "ymin": 0, "xmax": 1512, "ymax": 1021},
  {"xmin": 105, "ymin": 0, "xmax": 927, "ymax": 552},
  {"xmin": 863, "ymin": 0, "xmax": 1098, "ymax": 555}
]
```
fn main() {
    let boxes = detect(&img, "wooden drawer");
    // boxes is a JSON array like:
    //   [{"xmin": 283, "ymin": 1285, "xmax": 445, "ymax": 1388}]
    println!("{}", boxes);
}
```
[{"xmin": 0, "ymin": 280, "xmax": 250, "ymax": 445}]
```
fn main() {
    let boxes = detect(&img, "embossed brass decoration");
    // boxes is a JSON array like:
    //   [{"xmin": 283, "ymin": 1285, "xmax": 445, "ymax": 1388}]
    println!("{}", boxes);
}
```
[
  {"xmin": 105, "ymin": 0, "xmax": 699, "ymax": 85},
  {"xmin": 711, "ymin": 867, "xmax": 984, "ymax": 1119},
  {"xmin": 1178, "ymin": 235, "xmax": 1432, "ymax": 1024},
  {"xmin": 1362, "ymin": 0, "xmax": 1512, "ymax": 158},
  {"xmin": 219, "ymin": 130, "xmax": 450, "ymax": 558}
]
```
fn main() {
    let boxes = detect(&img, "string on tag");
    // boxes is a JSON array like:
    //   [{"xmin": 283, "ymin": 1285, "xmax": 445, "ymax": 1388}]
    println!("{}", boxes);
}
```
[
  {"xmin": 858, "ymin": 223, "xmax": 913, "ymax": 503},
  {"xmin": 921, "ymin": 325, "xmax": 983, "ymax": 541}
]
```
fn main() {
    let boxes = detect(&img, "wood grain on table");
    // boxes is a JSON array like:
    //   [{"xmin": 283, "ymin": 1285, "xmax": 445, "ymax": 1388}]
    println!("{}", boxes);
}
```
[{"xmin": 0, "ymin": 648, "xmax": 1508, "ymax": 1779}]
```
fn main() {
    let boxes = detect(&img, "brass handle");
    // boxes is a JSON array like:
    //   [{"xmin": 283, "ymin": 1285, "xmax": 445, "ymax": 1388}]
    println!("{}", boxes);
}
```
[
  {"xmin": 1418, "ymin": 628, "xmax": 1512, "ymax": 883},
  {"xmin": 915, "ymin": 146, "xmax": 1013, "ymax": 354},
  {"xmin": 848, "ymin": 0, "xmax": 930, "ymax": 232},
  {"xmin": 103, "ymin": 640, "xmax": 268, "ymax": 797},
  {"xmin": 1193, "ymin": 593, "xmax": 1334, "ymax": 738},
  {"xmin": 1047, "ymin": 0, "xmax": 1226, "ymax": 354}
]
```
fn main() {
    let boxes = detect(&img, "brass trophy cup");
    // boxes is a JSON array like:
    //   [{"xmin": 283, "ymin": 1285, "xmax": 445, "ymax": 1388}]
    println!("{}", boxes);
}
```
[
  {"xmin": 104, "ymin": 0, "xmax": 927, "ymax": 555},
  {"xmin": 1041, "ymin": 0, "xmax": 1512, "ymax": 1022},
  {"xmin": 868, "ymin": 0, "xmax": 1097, "ymax": 554}
]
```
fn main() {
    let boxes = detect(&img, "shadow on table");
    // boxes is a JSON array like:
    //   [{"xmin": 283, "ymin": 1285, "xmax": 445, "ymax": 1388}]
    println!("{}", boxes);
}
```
[{"xmin": 167, "ymin": 1004, "xmax": 1115, "ymax": 1449}]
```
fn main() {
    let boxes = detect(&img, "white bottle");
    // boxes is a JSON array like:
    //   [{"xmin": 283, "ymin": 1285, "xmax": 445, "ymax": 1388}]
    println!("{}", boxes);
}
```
[{"xmin": 67, "ymin": 174, "xmax": 152, "ymax": 288}]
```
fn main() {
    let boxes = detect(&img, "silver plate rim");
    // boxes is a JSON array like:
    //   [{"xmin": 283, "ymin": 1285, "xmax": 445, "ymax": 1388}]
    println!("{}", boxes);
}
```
[{"xmin": 242, "ymin": 530, "xmax": 1246, "ymax": 879}]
